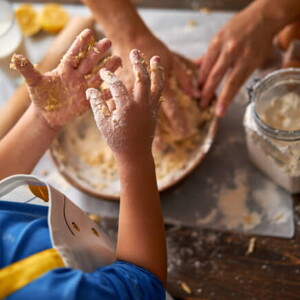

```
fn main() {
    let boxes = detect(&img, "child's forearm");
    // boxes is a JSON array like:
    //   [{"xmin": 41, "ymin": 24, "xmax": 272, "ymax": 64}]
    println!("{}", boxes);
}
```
[
  {"xmin": 0, "ymin": 104, "xmax": 59, "ymax": 179},
  {"xmin": 115, "ymin": 151, "xmax": 167, "ymax": 286}
]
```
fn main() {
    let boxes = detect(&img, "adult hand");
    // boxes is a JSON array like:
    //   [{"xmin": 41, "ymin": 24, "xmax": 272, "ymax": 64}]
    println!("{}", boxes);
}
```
[
  {"xmin": 11, "ymin": 29, "xmax": 121, "ymax": 127},
  {"xmin": 199, "ymin": 6, "xmax": 277, "ymax": 117},
  {"xmin": 86, "ymin": 49, "xmax": 163, "ymax": 157}
]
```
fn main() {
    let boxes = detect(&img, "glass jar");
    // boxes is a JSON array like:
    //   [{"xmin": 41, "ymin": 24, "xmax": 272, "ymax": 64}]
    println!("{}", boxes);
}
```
[
  {"xmin": 0, "ymin": 0, "xmax": 25, "ymax": 81},
  {"xmin": 243, "ymin": 68, "xmax": 300, "ymax": 194}
]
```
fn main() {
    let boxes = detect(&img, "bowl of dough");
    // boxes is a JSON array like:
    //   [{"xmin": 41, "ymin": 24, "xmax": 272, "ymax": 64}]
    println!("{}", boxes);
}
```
[{"xmin": 50, "ymin": 76, "xmax": 217, "ymax": 200}]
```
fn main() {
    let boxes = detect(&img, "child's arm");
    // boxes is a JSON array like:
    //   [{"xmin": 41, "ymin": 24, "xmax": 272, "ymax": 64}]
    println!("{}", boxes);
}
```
[
  {"xmin": 0, "ymin": 29, "xmax": 121, "ymax": 179},
  {"xmin": 0, "ymin": 16, "xmax": 95, "ymax": 140},
  {"xmin": 0, "ymin": 105, "xmax": 59, "ymax": 179},
  {"xmin": 87, "ymin": 49, "xmax": 167, "ymax": 285}
]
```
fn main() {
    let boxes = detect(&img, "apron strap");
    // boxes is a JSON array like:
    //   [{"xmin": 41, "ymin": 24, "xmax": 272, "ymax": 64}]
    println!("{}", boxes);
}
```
[{"xmin": 0, "ymin": 248, "xmax": 65, "ymax": 299}]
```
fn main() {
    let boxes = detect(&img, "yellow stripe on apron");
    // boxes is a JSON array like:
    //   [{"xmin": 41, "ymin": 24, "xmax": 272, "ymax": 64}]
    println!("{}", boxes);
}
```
[{"xmin": 0, "ymin": 248, "xmax": 65, "ymax": 299}]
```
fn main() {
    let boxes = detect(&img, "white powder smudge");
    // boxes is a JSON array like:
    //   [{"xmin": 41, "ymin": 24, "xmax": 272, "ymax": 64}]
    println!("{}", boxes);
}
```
[
  {"xmin": 217, "ymin": 169, "xmax": 261, "ymax": 230},
  {"xmin": 253, "ymin": 181, "xmax": 292, "ymax": 224},
  {"xmin": 199, "ymin": 169, "xmax": 292, "ymax": 232}
]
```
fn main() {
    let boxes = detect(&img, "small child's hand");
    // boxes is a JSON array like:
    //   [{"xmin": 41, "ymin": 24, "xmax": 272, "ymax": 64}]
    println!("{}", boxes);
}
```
[
  {"xmin": 11, "ymin": 29, "xmax": 121, "ymax": 127},
  {"xmin": 86, "ymin": 49, "xmax": 163, "ymax": 158}
]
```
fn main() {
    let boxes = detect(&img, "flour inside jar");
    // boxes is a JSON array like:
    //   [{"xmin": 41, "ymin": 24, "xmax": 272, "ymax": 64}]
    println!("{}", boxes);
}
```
[{"xmin": 260, "ymin": 92, "xmax": 300, "ymax": 131}]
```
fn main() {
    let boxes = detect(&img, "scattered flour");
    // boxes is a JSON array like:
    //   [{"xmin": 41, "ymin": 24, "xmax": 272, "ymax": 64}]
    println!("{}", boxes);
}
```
[
  {"xmin": 244, "ymin": 101, "xmax": 300, "ymax": 193},
  {"xmin": 197, "ymin": 168, "xmax": 292, "ymax": 232},
  {"xmin": 217, "ymin": 170, "xmax": 261, "ymax": 230}
]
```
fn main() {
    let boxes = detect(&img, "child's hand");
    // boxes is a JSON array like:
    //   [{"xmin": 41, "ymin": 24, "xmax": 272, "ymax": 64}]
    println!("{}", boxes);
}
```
[
  {"xmin": 11, "ymin": 29, "xmax": 121, "ymax": 127},
  {"xmin": 86, "ymin": 49, "xmax": 163, "ymax": 159},
  {"xmin": 113, "ymin": 35, "xmax": 199, "ymax": 139}
]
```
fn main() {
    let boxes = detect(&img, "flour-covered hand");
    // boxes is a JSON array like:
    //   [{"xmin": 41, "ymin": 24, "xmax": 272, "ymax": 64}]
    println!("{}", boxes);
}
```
[
  {"xmin": 11, "ymin": 29, "xmax": 121, "ymax": 127},
  {"xmin": 87, "ymin": 49, "xmax": 163, "ymax": 157}
]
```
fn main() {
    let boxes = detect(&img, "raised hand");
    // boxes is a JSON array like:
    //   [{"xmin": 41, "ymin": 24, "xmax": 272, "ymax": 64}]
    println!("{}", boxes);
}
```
[
  {"xmin": 86, "ymin": 49, "xmax": 163, "ymax": 157},
  {"xmin": 112, "ymin": 34, "xmax": 199, "ymax": 139},
  {"xmin": 11, "ymin": 29, "xmax": 121, "ymax": 127}
]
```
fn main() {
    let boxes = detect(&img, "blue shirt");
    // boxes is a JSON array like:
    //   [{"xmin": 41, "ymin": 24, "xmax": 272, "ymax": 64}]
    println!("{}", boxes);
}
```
[{"xmin": 0, "ymin": 201, "xmax": 165, "ymax": 300}]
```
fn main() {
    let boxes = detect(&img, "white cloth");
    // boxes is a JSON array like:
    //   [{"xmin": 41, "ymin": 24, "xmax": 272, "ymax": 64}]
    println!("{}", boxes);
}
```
[{"xmin": 0, "ymin": 174, "xmax": 115, "ymax": 272}]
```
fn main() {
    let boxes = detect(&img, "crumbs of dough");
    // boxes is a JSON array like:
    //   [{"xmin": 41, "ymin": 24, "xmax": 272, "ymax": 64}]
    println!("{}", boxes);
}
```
[
  {"xmin": 52, "ymin": 75, "xmax": 214, "ymax": 196},
  {"xmin": 45, "ymin": 95, "xmax": 60, "ymax": 111}
]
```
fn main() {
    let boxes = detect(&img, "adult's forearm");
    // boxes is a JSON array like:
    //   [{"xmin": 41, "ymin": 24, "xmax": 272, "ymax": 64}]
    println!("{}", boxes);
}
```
[
  {"xmin": 82, "ymin": 0, "xmax": 151, "ymax": 42},
  {"xmin": 0, "ymin": 105, "xmax": 59, "ymax": 179},
  {"xmin": 253, "ymin": 0, "xmax": 300, "ymax": 34},
  {"xmin": 115, "ymin": 152, "xmax": 167, "ymax": 286}
]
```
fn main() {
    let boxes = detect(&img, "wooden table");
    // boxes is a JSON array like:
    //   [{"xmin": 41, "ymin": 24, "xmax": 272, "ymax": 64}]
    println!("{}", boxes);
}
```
[
  {"xmin": 99, "ymin": 194, "xmax": 300, "ymax": 300},
  {"xmin": 168, "ymin": 194, "xmax": 300, "ymax": 300}
]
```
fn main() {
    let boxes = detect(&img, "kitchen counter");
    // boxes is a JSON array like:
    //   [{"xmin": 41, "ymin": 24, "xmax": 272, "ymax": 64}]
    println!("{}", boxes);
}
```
[
  {"xmin": 1, "ymin": 2, "xmax": 300, "ymax": 299},
  {"xmin": 11, "ymin": 0, "xmax": 254, "ymax": 11}
]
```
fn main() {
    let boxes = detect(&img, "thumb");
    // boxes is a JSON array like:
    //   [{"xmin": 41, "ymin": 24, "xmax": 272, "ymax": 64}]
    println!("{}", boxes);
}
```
[{"xmin": 10, "ymin": 54, "xmax": 42, "ymax": 87}]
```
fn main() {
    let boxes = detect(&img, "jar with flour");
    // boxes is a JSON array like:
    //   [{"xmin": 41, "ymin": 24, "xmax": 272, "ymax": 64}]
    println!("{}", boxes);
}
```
[{"xmin": 244, "ymin": 68, "xmax": 300, "ymax": 194}]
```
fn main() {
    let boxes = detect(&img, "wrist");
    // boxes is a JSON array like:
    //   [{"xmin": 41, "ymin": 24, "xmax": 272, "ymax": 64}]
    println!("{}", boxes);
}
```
[
  {"xmin": 82, "ymin": 0, "xmax": 151, "ymax": 43},
  {"xmin": 114, "ymin": 149, "xmax": 154, "ymax": 168},
  {"xmin": 115, "ymin": 150, "xmax": 158, "ymax": 198},
  {"xmin": 27, "ymin": 104, "xmax": 61, "ymax": 139},
  {"xmin": 256, "ymin": 0, "xmax": 300, "ymax": 34},
  {"xmin": 107, "ymin": 23, "xmax": 152, "ymax": 45}
]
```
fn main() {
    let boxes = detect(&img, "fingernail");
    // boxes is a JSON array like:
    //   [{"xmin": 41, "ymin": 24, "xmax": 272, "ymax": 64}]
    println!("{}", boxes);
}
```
[
  {"xmin": 150, "ymin": 56, "xmax": 160, "ymax": 66},
  {"xmin": 150, "ymin": 56, "xmax": 162, "ymax": 71},
  {"xmin": 216, "ymin": 103, "xmax": 227, "ymax": 117},
  {"xmin": 102, "ymin": 38, "xmax": 112, "ymax": 48},
  {"xmin": 86, "ymin": 88, "xmax": 99, "ymax": 101}
]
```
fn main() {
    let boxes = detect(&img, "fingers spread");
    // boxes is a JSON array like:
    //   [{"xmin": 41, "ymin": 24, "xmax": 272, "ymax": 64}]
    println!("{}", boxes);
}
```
[
  {"xmin": 130, "ymin": 49, "xmax": 150, "ymax": 104},
  {"xmin": 216, "ymin": 63, "xmax": 252, "ymax": 117},
  {"xmin": 86, "ymin": 88, "xmax": 111, "ymax": 125},
  {"xmin": 78, "ymin": 38, "xmax": 112, "ymax": 75},
  {"xmin": 87, "ymin": 55, "xmax": 122, "ymax": 88},
  {"xmin": 61, "ymin": 29, "xmax": 94, "ymax": 69},
  {"xmin": 99, "ymin": 68, "xmax": 130, "ymax": 109},
  {"xmin": 10, "ymin": 54, "xmax": 42, "ymax": 87},
  {"xmin": 150, "ymin": 55, "xmax": 164, "ymax": 110}
]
